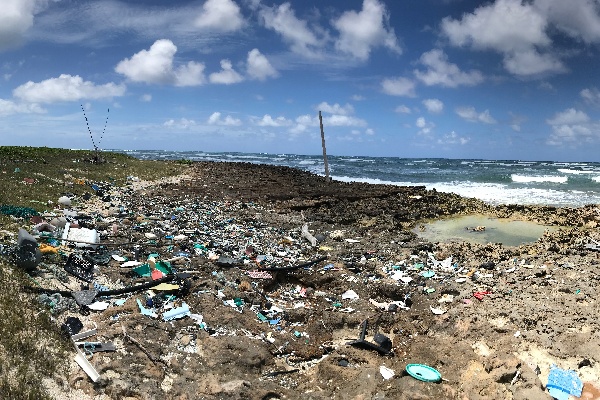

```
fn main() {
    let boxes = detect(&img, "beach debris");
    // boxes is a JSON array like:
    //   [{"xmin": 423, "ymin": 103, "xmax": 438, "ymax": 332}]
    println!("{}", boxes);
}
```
[
  {"xmin": 429, "ymin": 255, "xmax": 453, "ymax": 271},
  {"xmin": 137, "ymin": 299, "xmax": 158, "ymax": 318},
  {"xmin": 380, "ymin": 366, "xmax": 395, "ymax": 380},
  {"xmin": 439, "ymin": 294, "xmax": 454, "ymax": 303},
  {"xmin": 61, "ymin": 316, "xmax": 84, "ymax": 337},
  {"xmin": 406, "ymin": 364, "xmax": 441, "ymax": 382},
  {"xmin": 430, "ymin": 305, "xmax": 447, "ymax": 315},
  {"xmin": 473, "ymin": 291, "xmax": 492, "ymax": 300},
  {"xmin": 346, "ymin": 319, "xmax": 393, "ymax": 355},
  {"xmin": 71, "ymin": 290, "xmax": 99, "ymax": 306},
  {"xmin": 341, "ymin": 289, "xmax": 359, "ymax": 300},
  {"xmin": 62, "ymin": 223, "xmax": 100, "ymax": 249},
  {"xmin": 15, "ymin": 228, "xmax": 41, "ymax": 271},
  {"xmin": 547, "ymin": 365, "xmax": 583, "ymax": 400},
  {"xmin": 73, "ymin": 342, "xmax": 100, "ymax": 382},
  {"xmin": 163, "ymin": 303, "xmax": 190, "ymax": 321},
  {"xmin": 58, "ymin": 196, "xmax": 71, "ymax": 207},
  {"xmin": 71, "ymin": 322, "xmax": 98, "ymax": 341},
  {"xmin": 301, "ymin": 224, "xmax": 317, "ymax": 247},
  {"xmin": 64, "ymin": 254, "xmax": 95, "ymax": 283},
  {"xmin": 88, "ymin": 301, "xmax": 110, "ymax": 311},
  {"xmin": 247, "ymin": 270, "xmax": 272, "ymax": 279},
  {"xmin": 466, "ymin": 226, "xmax": 485, "ymax": 231}
]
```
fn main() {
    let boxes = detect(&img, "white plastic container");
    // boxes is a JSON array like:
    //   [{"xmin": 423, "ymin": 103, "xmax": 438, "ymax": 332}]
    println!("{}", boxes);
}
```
[{"xmin": 62, "ymin": 223, "xmax": 100, "ymax": 249}]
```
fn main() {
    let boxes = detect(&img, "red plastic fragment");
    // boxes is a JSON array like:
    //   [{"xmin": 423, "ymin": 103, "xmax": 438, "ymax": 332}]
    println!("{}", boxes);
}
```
[{"xmin": 473, "ymin": 291, "xmax": 492, "ymax": 300}]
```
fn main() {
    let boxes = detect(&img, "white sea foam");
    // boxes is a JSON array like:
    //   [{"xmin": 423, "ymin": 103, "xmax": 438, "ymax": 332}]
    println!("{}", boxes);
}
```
[
  {"xmin": 557, "ymin": 169, "xmax": 595, "ymax": 174},
  {"xmin": 593, "ymin": 176, "xmax": 600, "ymax": 183},
  {"xmin": 332, "ymin": 176, "xmax": 414, "ymax": 186},
  {"xmin": 428, "ymin": 182, "xmax": 600, "ymax": 207},
  {"xmin": 512, "ymin": 174, "xmax": 567, "ymax": 183},
  {"xmin": 299, "ymin": 160, "xmax": 316, "ymax": 165},
  {"xmin": 332, "ymin": 176, "xmax": 600, "ymax": 207}
]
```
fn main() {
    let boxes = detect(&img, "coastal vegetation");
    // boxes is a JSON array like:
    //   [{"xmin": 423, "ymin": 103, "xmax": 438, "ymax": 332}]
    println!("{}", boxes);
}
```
[{"xmin": 0, "ymin": 146, "xmax": 186, "ymax": 399}]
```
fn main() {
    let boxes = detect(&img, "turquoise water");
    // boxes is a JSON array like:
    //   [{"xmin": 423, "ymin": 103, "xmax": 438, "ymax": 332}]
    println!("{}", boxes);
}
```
[
  {"xmin": 110, "ymin": 149, "xmax": 600, "ymax": 207},
  {"xmin": 413, "ymin": 215, "xmax": 557, "ymax": 246}
]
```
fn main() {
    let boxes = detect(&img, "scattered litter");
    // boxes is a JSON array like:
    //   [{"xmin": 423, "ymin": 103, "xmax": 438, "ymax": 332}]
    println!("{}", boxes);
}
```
[
  {"xmin": 547, "ymin": 365, "xmax": 583, "ymax": 400},
  {"xmin": 341, "ymin": 289, "xmax": 359, "ymax": 300},
  {"xmin": 473, "ymin": 291, "xmax": 492, "ymax": 300},
  {"xmin": 406, "ymin": 364, "xmax": 441, "ymax": 382},
  {"xmin": 380, "ymin": 366, "xmax": 395, "ymax": 380},
  {"xmin": 163, "ymin": 303, "xmax": 190, "ymax": 321},
  {"xmin": 137, "ymin": 299, "xmax": 158, "ymax": 318},
  {"xmin": 438, "ymin": 294, "xmax": 454, "ymax": 303},
  {"xmin": 346, "ymin": 320, "xmax": 393, "ymax": 355},
  {"xmin": 74, "ymin": 343, "xmax": 100, "ymax": 382},
  {"xmin": 430, "ymin": 305, "xmax": 447, "ymax": 315},
  {"xmin": 247, "ymin": 270, "xmax": 272, "ymax": 279},
  {"xmin": 88, "ymin": 301, "xmax": 110, "ymax": 311},
  {"xmin": 301, "ymin": 224, "xmax": 318, "ymax": 247}
]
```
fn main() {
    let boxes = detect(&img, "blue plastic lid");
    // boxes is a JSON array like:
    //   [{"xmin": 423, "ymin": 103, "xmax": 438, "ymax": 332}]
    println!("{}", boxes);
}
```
[{"xmin": 406, "ymin": 364, "xmax": 441, "ymax": 382}]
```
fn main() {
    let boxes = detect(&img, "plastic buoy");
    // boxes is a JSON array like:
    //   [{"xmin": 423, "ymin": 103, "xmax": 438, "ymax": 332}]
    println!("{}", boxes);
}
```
[{"xmin": 406, "ymin": 364, "xmax": 441, "ymax": 382}]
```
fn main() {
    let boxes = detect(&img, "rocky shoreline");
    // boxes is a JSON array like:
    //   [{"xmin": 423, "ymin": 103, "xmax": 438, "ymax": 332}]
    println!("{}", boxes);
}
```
[{"xmin": 23, "ymin": 160, "xmax": 600, "ymax": 399}]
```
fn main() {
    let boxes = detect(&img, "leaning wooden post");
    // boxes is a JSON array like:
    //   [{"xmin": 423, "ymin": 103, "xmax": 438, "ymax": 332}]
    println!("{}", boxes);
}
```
[{"xmin": 319, "ymin": 111, "xmax": 330, "ymax": 181}]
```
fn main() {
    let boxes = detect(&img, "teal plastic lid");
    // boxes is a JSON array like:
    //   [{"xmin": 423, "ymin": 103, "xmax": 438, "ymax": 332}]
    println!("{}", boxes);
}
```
[{"xmin": 406, "ymin": 364, "xmax": 441, "ymax": 382}]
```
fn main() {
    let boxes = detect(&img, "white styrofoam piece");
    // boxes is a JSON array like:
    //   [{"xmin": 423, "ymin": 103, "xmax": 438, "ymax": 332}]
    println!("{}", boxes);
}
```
[{"xmin": 73, "ymin": 344, "xmax": 100, "ymax": 382}]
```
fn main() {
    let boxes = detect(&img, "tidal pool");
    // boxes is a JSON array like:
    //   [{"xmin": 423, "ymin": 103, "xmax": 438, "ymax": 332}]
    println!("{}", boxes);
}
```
[{"xmin": 413, "ymin": 215, "xmax": 557, "ymax": 247}]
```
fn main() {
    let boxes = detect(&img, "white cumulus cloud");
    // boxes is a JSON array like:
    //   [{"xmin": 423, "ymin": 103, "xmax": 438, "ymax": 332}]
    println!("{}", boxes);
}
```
[
  {"xmin": 381, "ymin": 77, "xmax": 416, "ymax": 97},
  {"xmin": 115, "ymin": 39, "xmax": 206, "ymax": 87},
  {"xmin": 415, "ymin": 116, "xmax": 436, "ymax": 137},
  {"xmin": 207, "ymin": 111, "xmax": 242, "ymax": 126},
  {"xmin": 326, "ymin": 115, "xmax": 368, "ymax": 127},
  {"xmin": 351, "ymin": 94, "xmax": 366, "ymax": 101},
  {"xmin": 13, "ymin": 74, "xmax": 126, "ymax": 103},
  {"xmin": 140, "ymin": 94, "xmax": 152, "ymax": 102},
  {"xmin": 414, "ymin": 49, "xmax": 484, "ymax": 87},
  {"xmin": 455, "ymin": 106, "xmax": 497, "ymax": 124},
  {"xmin": 260, "ymin": 3, "xmax": 324, "ymax": 57},
  {"xmin": 246, "ymin": 49, "xmax": 278, "ymax": 81},
  {"xmin": 332, "ymin": 0, "xmax": 401, "ymax": 61},
  {"xmin": 294, "ymin": 113, "xmax": 367, "ymax": 127},
  {"xmin": 195, "ymin": 0, "xmax": 245, "ymax": 32},
  {"xmin": 581, "ymin": 87, "xmax": 600, "ymax": 108},
  {"xmin": 438, "ymin": 131, "xmax": 470, "ymax": 145},
  {"xmin": 422, "ymin": 98, "xmax": 444, "ymax": 115},
  {"xmin": 316, "ymin": 102, "xmax": 354, "ymax": 116},
  {"xmin": 256, "ymin": 114, "xmax": 292, "ymax": 127},
  {"xmin": 534, "ymin": 0, "xmax": 600, "ymax": 44},
  {"xmin": 0, "ymin": 98, "xmax": 46, "ymax": 116},
  {"xmin": 394, "ymin": 105, "xmax": 411, "ymax": 114},
  {"xmin": 163, "ymin": 118, "xmax": 196, "ymax": 129},
  {"xmin": 441, "ymin": 0, "xmax": 565, "ymax": 76},
  {"xmin": 0, "ymin": 0, "xmax": 38, "ymax": 50},
  {"xmin": 546, "ymin": 108, "xmax": 590, "ymax": 125},
  {"xmin": 546, "ymin": 123, "xmax": 599, "ymax": 146},
  {"xmin": 209, "ymin": 59, "xmax": 244, "ymax": 84}
]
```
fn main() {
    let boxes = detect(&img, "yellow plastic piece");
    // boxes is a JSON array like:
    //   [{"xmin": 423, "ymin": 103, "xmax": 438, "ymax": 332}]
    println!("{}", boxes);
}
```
[
  {"xmin": 151, "ymin": 283, "xmax": 179, "ymax": 291},
  {"xmin": 39, "ymin": 244, "xmax": 58, "ymax": 254}
]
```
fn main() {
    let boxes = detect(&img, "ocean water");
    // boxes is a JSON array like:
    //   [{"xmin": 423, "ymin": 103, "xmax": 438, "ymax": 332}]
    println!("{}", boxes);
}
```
[{"xmin": 110, "ymin": 149, "xmax": 600, "ymax": 208}]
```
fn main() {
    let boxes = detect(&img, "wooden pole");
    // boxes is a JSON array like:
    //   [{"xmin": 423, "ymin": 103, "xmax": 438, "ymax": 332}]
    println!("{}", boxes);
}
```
[{"xmin": 319, "ymin": 111, "xmax": 330, "ymax": 181}]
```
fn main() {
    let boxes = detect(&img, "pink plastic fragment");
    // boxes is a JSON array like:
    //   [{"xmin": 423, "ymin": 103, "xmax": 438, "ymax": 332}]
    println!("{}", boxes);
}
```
[
  {"xmin": 247, "ymin": 270, "xmax": 272, "ymax": 279},
  {"xmin": 151, "ymin": 269, "xmax": 164, "ymax": 280}
]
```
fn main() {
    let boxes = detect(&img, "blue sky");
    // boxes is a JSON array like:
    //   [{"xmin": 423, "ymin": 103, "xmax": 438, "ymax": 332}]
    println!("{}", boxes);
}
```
[{"xmin": 2, "ymin": 0, "xmax": 600, "ymax": 161}]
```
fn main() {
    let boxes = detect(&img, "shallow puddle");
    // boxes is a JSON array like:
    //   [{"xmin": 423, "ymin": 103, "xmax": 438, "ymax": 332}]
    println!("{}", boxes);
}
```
[{"xmin": 413, "ymin": 215, "xmax": 557, "ymax": 247}]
